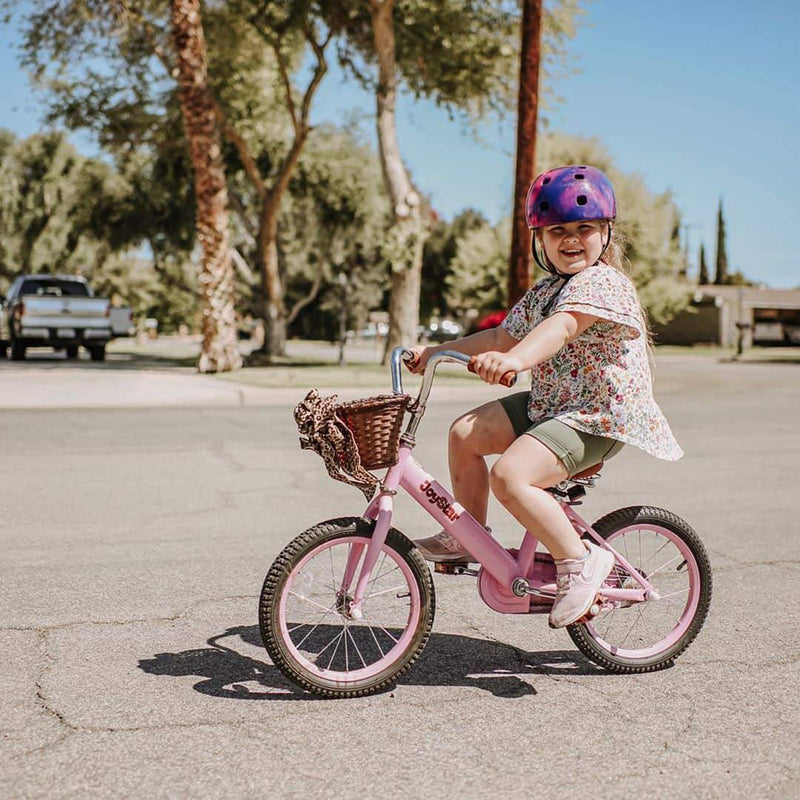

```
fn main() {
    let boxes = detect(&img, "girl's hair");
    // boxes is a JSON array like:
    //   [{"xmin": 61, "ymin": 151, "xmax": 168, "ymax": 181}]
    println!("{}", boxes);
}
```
[{"xmin": 600, "ymin": 225, "xmax": 655, "ymax": 356}]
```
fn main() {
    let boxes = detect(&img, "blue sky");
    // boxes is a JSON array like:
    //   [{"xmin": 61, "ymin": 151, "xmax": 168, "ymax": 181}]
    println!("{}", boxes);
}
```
[{"xmin": 2, "ymin": 1, "xmax": 798, "ymax": 287}]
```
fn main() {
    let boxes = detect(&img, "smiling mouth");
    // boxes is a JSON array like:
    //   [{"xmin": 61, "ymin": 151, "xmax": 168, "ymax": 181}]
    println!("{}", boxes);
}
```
[{"xmin": 560, "ymin": 249, "xmax": 584, "ymax": 257}]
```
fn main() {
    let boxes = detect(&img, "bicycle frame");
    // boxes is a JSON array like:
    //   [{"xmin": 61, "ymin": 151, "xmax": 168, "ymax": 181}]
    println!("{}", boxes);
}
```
[{"xmin": 343, "ymin": 348, "xmax": 660, "ymax": 619}]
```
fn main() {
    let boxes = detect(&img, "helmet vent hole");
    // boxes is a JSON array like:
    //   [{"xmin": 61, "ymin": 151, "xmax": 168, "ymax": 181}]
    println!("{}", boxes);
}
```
[
  {"xmin": 574, "ymin": 173, "xmax": 585, "ymax": 180},
  {"xmin": 543, "ymin": 177, "xmax": 551, "ymax": 185},
  {"xmin": 540, "ymin": 201, "xmax": 550, "ymax": 211},
  {"xmin": 578, "ymin": 165, "xmax": 587, "ymax": 169},
  {"xmin": 576, "ymin": 195, "xmax": 588, "ymax": 206}
]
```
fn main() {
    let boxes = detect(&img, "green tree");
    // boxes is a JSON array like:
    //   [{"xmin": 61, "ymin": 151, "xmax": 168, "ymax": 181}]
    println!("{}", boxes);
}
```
[
  {"xmin": 714, "ymin": 199, "xmax": 728, "ymax": 285},
  {"xmin": 0, "ymin": 129, "xmax": 200, "ymax": 327},
  {"xmin": 7, "ymin": 0, "xmax": 336, "ymax": 358},
  {"xmin": 421, "ymin": 208, "xmax": 487, "ymax": 321},
  {"xmin": 445, "ymin": 217, "xmax": 510, "ymax": 317},
  {"xmin": 319, "ymin": 0, "xmax": 584, "ymax": 358},
  {"xmin": 698, "ymin": 243, "xmax": 709, "ymax": 285}
]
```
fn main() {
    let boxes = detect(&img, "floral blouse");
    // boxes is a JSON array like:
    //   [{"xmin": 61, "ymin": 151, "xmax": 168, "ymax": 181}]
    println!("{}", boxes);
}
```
[{"xmin": 500, "ymin": 263, "xmax": 683, "ymax": 461}]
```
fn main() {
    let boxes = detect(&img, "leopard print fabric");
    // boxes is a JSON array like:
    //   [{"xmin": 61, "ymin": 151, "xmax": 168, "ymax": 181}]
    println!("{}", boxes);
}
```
[{"xmin": 294, "ymin": 389, "xmax": 379, "ymax": 501}]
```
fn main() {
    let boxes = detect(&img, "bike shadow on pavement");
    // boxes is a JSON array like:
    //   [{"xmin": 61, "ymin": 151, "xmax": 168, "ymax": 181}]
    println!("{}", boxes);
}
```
[{"xmin": 137, "ymin": 624, "xmax": 605, "ymax": 702}]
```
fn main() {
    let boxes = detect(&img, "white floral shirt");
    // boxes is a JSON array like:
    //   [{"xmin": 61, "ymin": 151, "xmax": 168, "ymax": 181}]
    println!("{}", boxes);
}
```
[{"xmin": 500, "ymin": 263, "xmax": 683, "ymax": 461}]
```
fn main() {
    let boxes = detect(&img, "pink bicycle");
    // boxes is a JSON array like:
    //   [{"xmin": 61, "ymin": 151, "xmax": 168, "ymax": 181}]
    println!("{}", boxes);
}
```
[{"xmin": 259, "ymin": 348, "xmax": 712, "ymax": 698}]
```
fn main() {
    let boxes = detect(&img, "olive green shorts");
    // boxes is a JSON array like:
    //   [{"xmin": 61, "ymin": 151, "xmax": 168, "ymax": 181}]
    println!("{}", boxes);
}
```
[{"xmin": 497, "ymin": 391, "xmax": 625, "ymax": 477}]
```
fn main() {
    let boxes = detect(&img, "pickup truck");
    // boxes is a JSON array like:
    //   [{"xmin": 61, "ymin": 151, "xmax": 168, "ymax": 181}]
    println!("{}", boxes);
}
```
[{"xmin": 0, "ymin": 275, "xmax": 130, "ymax": 361}]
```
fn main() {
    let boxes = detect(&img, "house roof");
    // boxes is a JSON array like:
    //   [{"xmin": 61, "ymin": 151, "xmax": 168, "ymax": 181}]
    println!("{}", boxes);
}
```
[{"xmin": 695, "ymin": 285, "xmax": 800, "ymax": 309}]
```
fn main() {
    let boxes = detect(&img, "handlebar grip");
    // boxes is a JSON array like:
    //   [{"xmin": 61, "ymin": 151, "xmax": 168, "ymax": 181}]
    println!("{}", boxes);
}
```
[
  {"xmin": 402, "ymin": 351, "xmax": 420, "ymax": 371},
  {"xmin": 467, "ymin": 359, "xmax": 517, "ymax": 388}
]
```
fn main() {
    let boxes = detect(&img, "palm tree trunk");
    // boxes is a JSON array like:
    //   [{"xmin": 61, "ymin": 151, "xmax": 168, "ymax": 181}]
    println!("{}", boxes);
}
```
[{"xmin": 170, "ymin": 0, "xmax": 241, "ymax": 372}]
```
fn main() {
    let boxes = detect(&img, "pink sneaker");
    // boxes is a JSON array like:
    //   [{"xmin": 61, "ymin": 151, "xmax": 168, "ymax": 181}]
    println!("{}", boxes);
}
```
[
  {"xmin": 414, "ymin": 530, "xmax": 480, "ymax": 564},
  {"xmin": 549, "ymin": 541, "xmax": 615, "ymax": 629}
]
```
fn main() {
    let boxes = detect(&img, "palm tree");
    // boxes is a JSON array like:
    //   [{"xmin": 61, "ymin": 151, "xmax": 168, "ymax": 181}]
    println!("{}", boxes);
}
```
[{"xmin": 170, "ymin": 0, "xmax": 241, "ymax": 372}]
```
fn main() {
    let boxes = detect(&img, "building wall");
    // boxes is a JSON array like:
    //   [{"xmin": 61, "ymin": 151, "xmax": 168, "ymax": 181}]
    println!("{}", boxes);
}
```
[{"xmin": 651, "ymin": 305, "xmax": 720, "ymax": 346}]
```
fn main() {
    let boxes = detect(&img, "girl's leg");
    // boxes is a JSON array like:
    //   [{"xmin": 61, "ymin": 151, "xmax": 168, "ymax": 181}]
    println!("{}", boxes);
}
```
[
  {"xmin": 415, "ymin": 400, "xmax": 516, "ymax": 562},
  {"xmin": 489, "ymin": 435, "xmax": 615, "ymax": 627},
  {"xmin": 488, "ymin": 434, "xmax": 585, "ymax": 560},
  {"xmin": 448, "ymin": 400, "xmax": 517, "ymax": 525}
]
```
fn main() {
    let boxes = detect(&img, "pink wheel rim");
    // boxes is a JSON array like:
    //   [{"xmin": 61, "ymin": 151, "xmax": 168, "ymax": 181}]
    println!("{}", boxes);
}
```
[
  {"xmin": 277, "ymin": 536, "xmax": 422, "ymax": 685},
  {"xmin": 587, "ymin": 524, "xmax": 702, "ymax": 659}
]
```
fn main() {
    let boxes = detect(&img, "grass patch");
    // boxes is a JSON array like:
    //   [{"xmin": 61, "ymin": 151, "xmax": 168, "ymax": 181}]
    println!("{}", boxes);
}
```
[{"xmin": 214, "ymin": 361, "xmax": 475, "ymax": 389}]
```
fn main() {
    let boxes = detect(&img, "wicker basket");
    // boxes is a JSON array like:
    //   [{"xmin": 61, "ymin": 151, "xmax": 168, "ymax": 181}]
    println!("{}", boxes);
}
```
[{"xmin": 336, "ymin": 394, "xmax": 410, "ymax": 471}]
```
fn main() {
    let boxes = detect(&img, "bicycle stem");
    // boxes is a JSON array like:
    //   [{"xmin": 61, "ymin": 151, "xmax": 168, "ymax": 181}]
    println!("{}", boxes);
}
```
[{"xmin": 390, "ymin": 346, "xmax": 472, "ymax": 442}]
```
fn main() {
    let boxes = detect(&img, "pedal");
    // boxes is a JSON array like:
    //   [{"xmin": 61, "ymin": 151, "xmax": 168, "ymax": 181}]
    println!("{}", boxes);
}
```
[
  {"xmin": 575, "ymin": 595, "xmax": 604, "ymax": 624},
  {"xmin": 434, "ymin": 562, "xmax": 477, "ymax": 576}
]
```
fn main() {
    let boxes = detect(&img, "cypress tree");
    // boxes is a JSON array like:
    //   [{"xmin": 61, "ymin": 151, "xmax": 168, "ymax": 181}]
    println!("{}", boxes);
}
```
[
  {"xmin": 698, "ymin": 243, "xmax": 709, "ymax": 284},
  {"xmin": 714, "ymin": 199, "xmax": 728, "ymax": 285}
]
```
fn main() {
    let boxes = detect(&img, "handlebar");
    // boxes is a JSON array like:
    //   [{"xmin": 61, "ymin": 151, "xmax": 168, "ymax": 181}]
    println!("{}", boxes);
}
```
[{"xmin": 390, "ymin": 346, "xmax": 517, "ymax": 400}]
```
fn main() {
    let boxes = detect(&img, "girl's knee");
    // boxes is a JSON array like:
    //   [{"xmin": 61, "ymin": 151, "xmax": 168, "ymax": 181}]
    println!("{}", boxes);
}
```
[
  {"xmin": 489, "ymin": 459, "xmax": 522, "ymax": 502},
  {"xmin": 448, "ymin": 414, "xmax": 474, "ymax": 446}
]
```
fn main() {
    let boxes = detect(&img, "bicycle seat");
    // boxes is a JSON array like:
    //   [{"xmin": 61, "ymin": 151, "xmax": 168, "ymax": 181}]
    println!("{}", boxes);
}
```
[{"xmin": 571, "ymin": 463, "xmax": 603, "ymax": 481}]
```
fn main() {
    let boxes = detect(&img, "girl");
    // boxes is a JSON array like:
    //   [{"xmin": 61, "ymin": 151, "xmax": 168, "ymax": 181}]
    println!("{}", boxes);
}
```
[{"xmin": 408, "ymin": 165, "xmax": 683, "ymax": 629}]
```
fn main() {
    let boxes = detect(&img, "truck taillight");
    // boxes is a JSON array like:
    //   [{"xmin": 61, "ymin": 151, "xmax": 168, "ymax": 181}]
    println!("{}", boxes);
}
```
[
  {"xmin": 105, "ymin": 305, "xmax": 111, "ymax": 317},
  {"xmin": 13, "ymin": 302, "xmax": 24, "ymax": 319}
]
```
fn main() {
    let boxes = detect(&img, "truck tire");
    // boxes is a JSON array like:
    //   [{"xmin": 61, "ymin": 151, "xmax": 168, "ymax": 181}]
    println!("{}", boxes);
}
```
[
  {"xmin": 65, "ymin": 345, "xmax": 79, "ymax": 359},
  {"xmin": 10, "ymin": 337, "xmax": 26, "ymax": 361},
  {"xmin": 88, "ymin": 345, "xmax": 106, "ymax": 362},
  {"xmin": 0, "ymin": 340, "xmax": 7, "ymax": 359}
]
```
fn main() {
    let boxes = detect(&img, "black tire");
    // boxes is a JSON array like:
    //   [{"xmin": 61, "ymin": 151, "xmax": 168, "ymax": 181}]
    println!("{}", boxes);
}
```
[
  {"xmin": 260, "ymin": 517, "xmax": 435, "ymax": 698},
  {"xmin": 10, "ymin": 337, "xmax": 26, "ymax": 361},
  {"xmin": 0, "ymin": 340, "xmax": 7, "ymax": 359},
  {"xmin": 88, "ymin": 345, "xmax": 106, "ymax": 362},
  {"xmin": 567, "ymin": 506, "xmax": 712, "ymax": 673},
  {"xmin": 65, "ymin": 345, "xmax": 79, "ymax": 359}
]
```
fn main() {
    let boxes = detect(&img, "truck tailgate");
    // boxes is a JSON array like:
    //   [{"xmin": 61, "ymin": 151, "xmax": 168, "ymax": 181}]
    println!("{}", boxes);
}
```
[{"xmin": 21, "ymin": 296, "xmax": 110, "ymax": 327}]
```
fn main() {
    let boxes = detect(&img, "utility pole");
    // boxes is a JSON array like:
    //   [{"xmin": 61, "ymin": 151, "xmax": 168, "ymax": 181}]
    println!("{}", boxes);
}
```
[{"xmin": 508, "ymin": 0, "xmax": 543, "ymax": 307}]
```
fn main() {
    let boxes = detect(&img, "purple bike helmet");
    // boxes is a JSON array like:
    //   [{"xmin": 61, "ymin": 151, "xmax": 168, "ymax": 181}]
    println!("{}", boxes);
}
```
[
  {"xmin": 525, "ymin": 165, "xmax": 616, "ymax": 230},
  {"xmin": 525, "ymin": 165, "xmax": 616, "ymax": 279}
]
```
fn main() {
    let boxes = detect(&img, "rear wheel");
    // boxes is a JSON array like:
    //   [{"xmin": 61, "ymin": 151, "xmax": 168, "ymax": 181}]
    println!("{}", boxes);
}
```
[
  {"xmin": 568, "ymin": 506, "xmax": 712, "ymax": 673},
  {"xmin": 65, "ymin": 345, "xmax": 79, "ymax": 359},
  {"xmin": 88, "ymin": 345, "xmax": 106, "ymax": 362},
  {"xmin": 260, "ymin": 517, "xmax": 435, "ymax": 698}
]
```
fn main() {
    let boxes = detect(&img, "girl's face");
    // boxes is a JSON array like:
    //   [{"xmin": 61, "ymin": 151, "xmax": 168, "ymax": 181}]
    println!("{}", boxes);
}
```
[{"xmin": 538, "ymin": 219, "xmax": 608, "ymax": 274}]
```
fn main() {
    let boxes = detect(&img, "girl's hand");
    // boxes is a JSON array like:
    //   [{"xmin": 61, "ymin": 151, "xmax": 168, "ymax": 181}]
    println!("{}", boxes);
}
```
[
  {"xmin": 405, "ymin": 345, "xmax": 437, "ymax": 374},
  {"xmin": 469, "ymin": 351, "xmax": 523, "ymax": 385}
]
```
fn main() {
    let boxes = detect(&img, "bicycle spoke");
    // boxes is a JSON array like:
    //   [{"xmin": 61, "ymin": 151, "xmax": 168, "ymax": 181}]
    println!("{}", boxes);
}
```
[
  {"xmin": 657, "ymin": 587, "xmax": 690, "ymax": 600},
  {"xmin": 365, "ymin": 584, "xmax": 408, "ymax": 600},
  {"xmin": 647, "ymin": 552, "xmax": 683, "ymax": 579},
  {"xmin": 325, "ymin": 629, "xmax": 346, "ymax": 671},
  {"xmin": 366, "ymin": 621, "xmax": 387, "ymax": 658},
  {"xmin": 293, "ymin": 606, "xmax": 338, "ymax": 649},
  {"xmin": 346, "ymin": 626, "xmax": 368, "ymax": 669},
  {"xmin": 288, "ymin": 591, "xmax": 335, "ymax": 614}
]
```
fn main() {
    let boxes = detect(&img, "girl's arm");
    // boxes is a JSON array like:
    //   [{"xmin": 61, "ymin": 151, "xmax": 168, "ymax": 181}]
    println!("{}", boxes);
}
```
[
  {"xmin": 471, "ymin": 311, "xmax": 598, "ymax": 384},
  {"xmin": 407, "ymin": 325, "xmax": 517, "ymax": 373}
]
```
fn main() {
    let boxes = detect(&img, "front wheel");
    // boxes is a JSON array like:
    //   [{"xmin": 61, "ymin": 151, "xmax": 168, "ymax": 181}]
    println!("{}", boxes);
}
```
[
  {"xmin": 10, "ymin": 336, "xmax": 25, "ymax": 361},
  {"xmin": 568, "ymin": 506, "xmax": 712, "ymax": 673},
  {"xmin": 260, "ymin": 517, "xmax": 435, "ymax": 698}
]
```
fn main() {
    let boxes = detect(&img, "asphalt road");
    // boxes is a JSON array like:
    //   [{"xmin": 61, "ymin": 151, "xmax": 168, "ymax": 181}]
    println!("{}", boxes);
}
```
[{"xmin": 1, "ymin": 355, "xmax": 798, "ymax": 799}]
